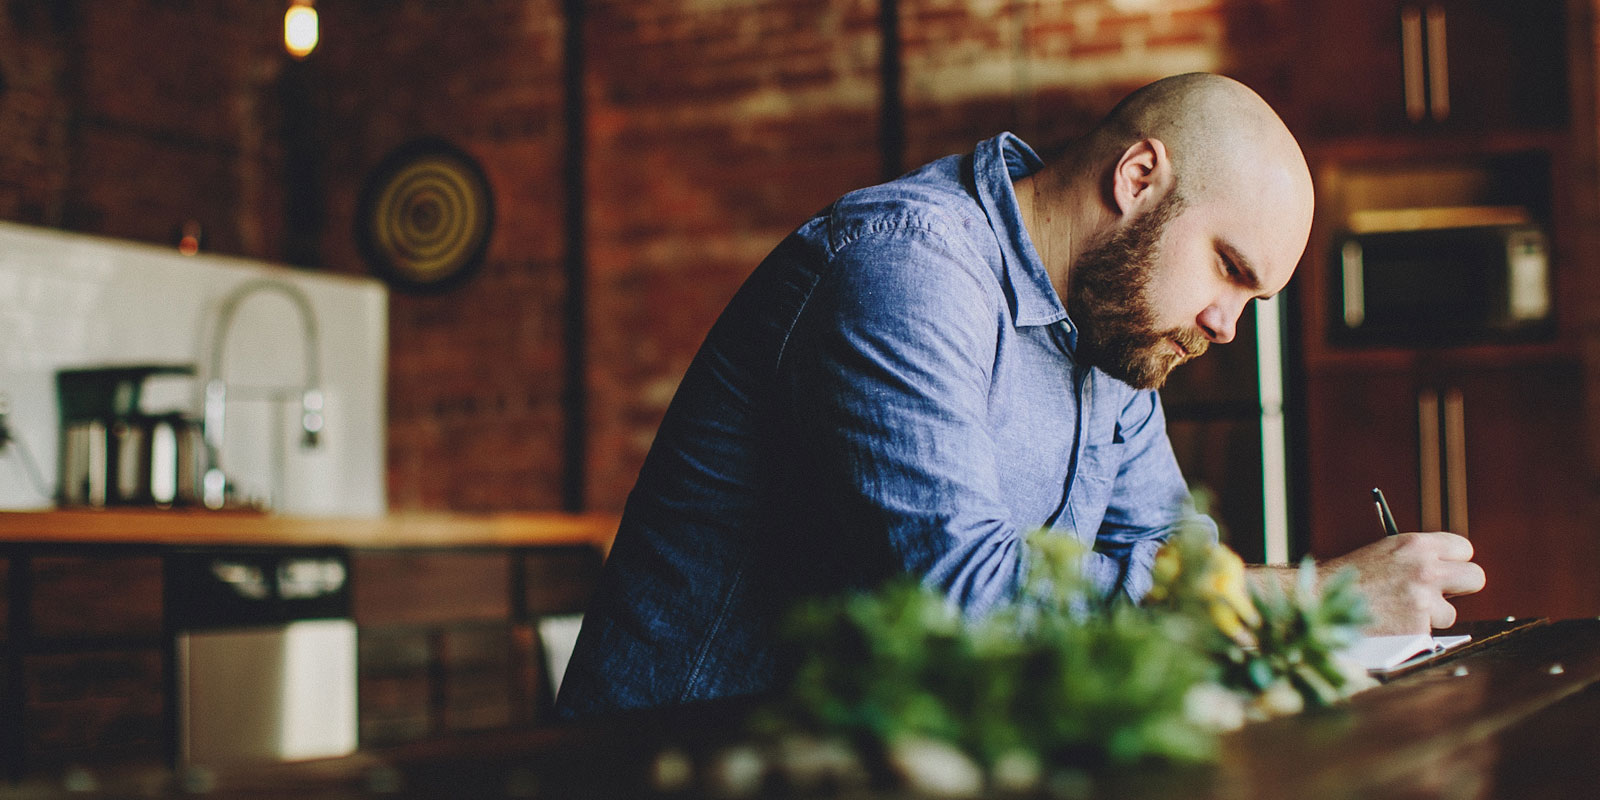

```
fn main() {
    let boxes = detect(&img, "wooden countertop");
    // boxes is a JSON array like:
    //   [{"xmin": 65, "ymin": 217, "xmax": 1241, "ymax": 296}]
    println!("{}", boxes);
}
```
[
  {"xmin": 15, "ymin": 617, "xmax": 1597, "ymax": 799},
  {"xmin": 0, "ymin": 508, "xmax": 620, "ymax": 550}
]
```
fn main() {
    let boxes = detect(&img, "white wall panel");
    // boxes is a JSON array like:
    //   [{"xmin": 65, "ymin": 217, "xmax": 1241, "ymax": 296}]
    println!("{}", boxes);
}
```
[{"xmin": 0, "ymin": 222, "xmax": 387, "ymax": 515}]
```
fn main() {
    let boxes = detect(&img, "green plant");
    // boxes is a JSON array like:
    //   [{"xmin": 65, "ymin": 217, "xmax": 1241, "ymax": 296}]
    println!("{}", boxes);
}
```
[
  {"xmin": 768, "ymin": 521, "xmax": 1375, "ymax": 776},
  {"xmin": 776, "ymin": 532, "xmax": 1217, "ymax": 768}
]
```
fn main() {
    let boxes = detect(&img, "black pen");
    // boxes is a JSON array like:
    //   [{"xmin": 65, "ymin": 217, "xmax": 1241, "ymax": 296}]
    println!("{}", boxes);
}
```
[{"xmin": 1372, "ymin": 488, "xmax": 1400, "ymax": 536}]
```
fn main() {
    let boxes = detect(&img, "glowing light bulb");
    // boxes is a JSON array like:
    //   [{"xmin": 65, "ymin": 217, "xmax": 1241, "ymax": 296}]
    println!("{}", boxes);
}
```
[{"xmin": 284, "ymin": 1, "xmax": 318, "ymax": 59}]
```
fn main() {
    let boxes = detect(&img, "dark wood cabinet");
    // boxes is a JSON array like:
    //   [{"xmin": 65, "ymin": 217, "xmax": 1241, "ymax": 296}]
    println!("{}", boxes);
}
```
[
  {"xmin": 352, "ymin": 551, "xmax": 513, "ymax": 626},
  {"xmin": 30, "ymin": 556, "xmax": 163, "ymax": 640},
  {"xmin": 0, "ymin": 538, "xmax": 607, "ymax": 776},
  {"xmin": 350, "ymin": 546, "xmax": 602, "ymax": 747},
  {"xmin": 22, "ymin": 650, "xmax": 164, "ymax": 766},
  {"xmin": 1288, "ymin": 0, "xmax": 1600, "ymax": 623},
  {"xmin": 1305, "ymin": 358, "xmax": 1600, "ymax": 620},
  {"xmin": 1304, "ymin": 365, "xmax": 1421, "ymax": 559},
  {"xmin": 14, "ymin": 554, "xmax": 166, "ymax": 770},
  {"xmin": 1291, "ymin": 0, "xmax": 1568, "ymax": 139},
  {"xmin": 1445, "ymin": 362, "xmax": 1598, "ymax": 620}
]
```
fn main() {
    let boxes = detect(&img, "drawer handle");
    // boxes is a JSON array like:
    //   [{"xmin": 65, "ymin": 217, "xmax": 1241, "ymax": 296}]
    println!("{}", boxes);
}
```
[
  {"xmin": 1418, "ymin": 389, "xmax": 1442, "ymax": 531},
  {"xmin": 1402, "ymin": 6, "xmax": 1427, "ymax": 122},
  {"xmin": 1443, "ymin": 388, "xmax": 1469, "ymax": 537}
]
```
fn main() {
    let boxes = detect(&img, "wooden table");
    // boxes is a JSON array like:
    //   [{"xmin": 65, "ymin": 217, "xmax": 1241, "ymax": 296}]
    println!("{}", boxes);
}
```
[{"xmin": 11, "ymin": 618, "xmax": 1600, "ymax": 798}]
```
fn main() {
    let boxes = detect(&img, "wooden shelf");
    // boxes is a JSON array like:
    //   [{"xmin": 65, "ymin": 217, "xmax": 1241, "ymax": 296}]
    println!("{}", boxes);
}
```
[{"xmin": 0, "ymin": 509, "xmax": 620, "ymax": 551}]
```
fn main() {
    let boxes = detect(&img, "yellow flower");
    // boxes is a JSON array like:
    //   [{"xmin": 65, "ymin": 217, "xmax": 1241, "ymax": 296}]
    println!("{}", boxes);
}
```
[
  {"xmin": 1146, "ymin": 540, "xmax": 1185, "ymax": 605},
  {"xmin": 1202, "ymin": 545, "xmax": 1261, "ymax": 644},
  {"xmin": 1149, "ymin": 535, "xmax": 1260, "ymax": 645}
]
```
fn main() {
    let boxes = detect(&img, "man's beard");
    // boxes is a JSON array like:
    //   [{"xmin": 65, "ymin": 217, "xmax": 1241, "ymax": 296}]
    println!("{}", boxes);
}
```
[{"xmin": 1067, "ymin": 192, "xmax": 1209, "ymax": 390}]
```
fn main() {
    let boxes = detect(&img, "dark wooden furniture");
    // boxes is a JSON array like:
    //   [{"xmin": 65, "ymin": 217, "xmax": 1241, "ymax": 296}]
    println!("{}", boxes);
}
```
[
  {"xmin": 3, "ymin": 616, "xmax": 1598, "ymax": 798},
  {"xmin": 0, "ymin": 510, "xmax": 616, "ymax": 780},
  {"xmin": 1287, "ymin": 0, "xmax": 1600, "ymax": 620},
  {"xmin": 1289, "ymin": 0, "xmax": 1569, "ymax": 138},
  {"xmin": 351, "ymin": 545, "xmax": 601, "ymax": 745}
]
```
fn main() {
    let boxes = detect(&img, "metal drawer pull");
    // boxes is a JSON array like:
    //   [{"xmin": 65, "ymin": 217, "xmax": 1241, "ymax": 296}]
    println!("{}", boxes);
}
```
[
  {"xmin": 1419, "ymin": 389, "xmax": 1442, "ymax": 531},
  {"xmin": 1341, "ymin": 239, "xmax": 1366, "ymax": 327},
  {"xmin": 1402, "ymin": 6, "xmax": 1427, "ymax": 122},
  {"xmin": 1443, "ymin": 388, "xmax": 1468, "ymax": 537},
  {"xmin": 1426, "ymin": 4, "xmax": 1450, "ymax": 120}
]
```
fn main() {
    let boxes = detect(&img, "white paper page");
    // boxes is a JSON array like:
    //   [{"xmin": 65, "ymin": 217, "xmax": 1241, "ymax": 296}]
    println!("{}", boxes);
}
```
[{"xmin": 1344, "ymin": 633, "xmax": 1472, "ymax": 672}]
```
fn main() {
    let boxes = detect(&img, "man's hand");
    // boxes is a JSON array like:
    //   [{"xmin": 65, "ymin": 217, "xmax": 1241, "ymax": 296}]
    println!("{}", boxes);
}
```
[
  {"xmin": 1321, "ymin": 532, "xmax": 1485, "ymax": 634},
  {"xmin": 1245, "ymin": 532, "xmax": 1485, "ymax": 634}
]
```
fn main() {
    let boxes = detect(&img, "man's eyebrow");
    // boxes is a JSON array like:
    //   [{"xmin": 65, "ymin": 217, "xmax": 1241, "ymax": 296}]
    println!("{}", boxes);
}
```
[{"xmin": 1219, "ymin": 240, "xmax": 1275, "ymax": 299}]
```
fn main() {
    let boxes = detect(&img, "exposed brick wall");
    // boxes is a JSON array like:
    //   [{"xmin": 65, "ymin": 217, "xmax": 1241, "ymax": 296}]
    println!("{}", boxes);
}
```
[
  {"xmin": 901, "ymin": 0, "xmax": 1295, "ymax": 162},
  {"xmin": 583, "ymin": 0, "xmax": 884, "ymax": 509},
  {"xmin": 582, "ymin": 0, "xmax": 1294, "ymax": 511},
  {"xmin": 0, "ymin": 1, "xmax": 73, "ymax": 226},
  {"xmin": 0, "ymin": 0, "xmax": 287, "ymax": 253},
  {"xmin": 0, "ymin": 0, "xmax": 1293, "ymax": 514},
  {"xmin": 311, "ymin": 0, "xmax": 571, "ymax": 511}
]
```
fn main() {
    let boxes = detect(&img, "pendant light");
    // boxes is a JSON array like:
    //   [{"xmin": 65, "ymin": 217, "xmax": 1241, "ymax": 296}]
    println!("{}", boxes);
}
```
[{"xmin": 284, "ymin": 0, "xmax": 319, "ymax": 59}]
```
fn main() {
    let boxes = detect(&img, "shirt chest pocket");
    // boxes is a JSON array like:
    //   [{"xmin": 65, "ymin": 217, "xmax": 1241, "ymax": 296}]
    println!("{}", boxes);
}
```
[{"xmin": 1067, "ymin": 420, "xmax": 1125, "ymax": 537}]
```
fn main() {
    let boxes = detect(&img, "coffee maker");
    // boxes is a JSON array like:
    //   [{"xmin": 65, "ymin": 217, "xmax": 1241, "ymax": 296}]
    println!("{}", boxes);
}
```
[{"xmin": 56, "ymin": 364, "xmax": 207, "ymax": 507}]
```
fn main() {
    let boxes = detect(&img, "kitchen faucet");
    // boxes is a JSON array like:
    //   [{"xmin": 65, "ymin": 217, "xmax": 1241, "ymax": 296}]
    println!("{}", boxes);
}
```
[{"xmin": 201, "ymin": 278, "xmax": 323, "ymax": 510}]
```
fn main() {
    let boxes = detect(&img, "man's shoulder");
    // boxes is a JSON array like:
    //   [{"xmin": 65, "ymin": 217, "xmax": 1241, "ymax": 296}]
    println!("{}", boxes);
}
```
[{"xmin": 822, "ymin": 155, "xmax": 990, "ymax": 256}]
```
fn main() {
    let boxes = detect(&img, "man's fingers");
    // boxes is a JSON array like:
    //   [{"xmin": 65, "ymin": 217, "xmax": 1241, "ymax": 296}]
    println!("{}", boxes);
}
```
[
  {"xmin": 1441, "ymin": 561, "xmax": 1487, "ymax": 597},
  {"xmin": 1429, "ymin": 595, "xmax": 1459, "ymax": 630},
  {"xmin": 1418, "ymin": 531, "xmax": 1475, "ymax": 562},
  {"xmin": 1341, "ymin": 531, "xmax": 1484, "ymax": 632}
]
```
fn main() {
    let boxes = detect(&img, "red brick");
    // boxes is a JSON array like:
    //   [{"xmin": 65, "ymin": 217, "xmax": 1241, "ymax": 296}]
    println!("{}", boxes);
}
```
[{"xmin": 0, "ymin": 0, "xmax": 1286, "ymax": 514}]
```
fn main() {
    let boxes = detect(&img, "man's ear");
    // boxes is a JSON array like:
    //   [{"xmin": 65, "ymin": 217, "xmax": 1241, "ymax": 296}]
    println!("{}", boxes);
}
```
[{"xmin": 1110, "ymin": 138, "xmax": 1173, "ymax": 217}]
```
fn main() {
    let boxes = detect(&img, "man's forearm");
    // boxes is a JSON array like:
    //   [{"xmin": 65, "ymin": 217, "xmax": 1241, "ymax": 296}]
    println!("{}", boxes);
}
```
[
  {"xmin": 1245, "ymin": 563, "xmax": 1313, "ymax": 595},
  {"xmin": 1243, "ymin": 533, "xmax": 1486, "ymax": 634}
]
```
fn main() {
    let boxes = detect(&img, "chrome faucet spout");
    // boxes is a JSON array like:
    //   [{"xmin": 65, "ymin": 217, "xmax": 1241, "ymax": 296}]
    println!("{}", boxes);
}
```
[{"xmin": 201, "ymin": 278, "xmax": 324, "ymax": 509}]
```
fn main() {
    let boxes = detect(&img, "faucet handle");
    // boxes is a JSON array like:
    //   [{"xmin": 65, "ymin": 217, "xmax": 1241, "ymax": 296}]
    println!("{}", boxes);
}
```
[
  {"xmin": 301, "ymin": 388, "xmax": 324, "ymax": 449},
  {"xmin": 202, "ymin": 467, "xmax": 228, "ymax": 510}
]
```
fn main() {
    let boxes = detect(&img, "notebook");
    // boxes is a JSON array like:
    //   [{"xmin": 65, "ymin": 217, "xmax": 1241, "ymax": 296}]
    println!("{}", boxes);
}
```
[{"xmin": 1344, "ymin": 633, "xmax": 1473, "ymax": 672}]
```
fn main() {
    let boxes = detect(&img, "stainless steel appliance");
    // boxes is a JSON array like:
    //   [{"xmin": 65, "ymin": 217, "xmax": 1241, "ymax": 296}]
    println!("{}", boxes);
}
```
[
  {"xmin": 1331, "ymin": 217, "xmax": 1552, "ymax": 346},
  {"xmin": 56, "ymin": 365, "xmax": 206, "ymax": 507},
  {"xmin": 168, "ymin": 548, "xmax": 357, "ymax": 766}
]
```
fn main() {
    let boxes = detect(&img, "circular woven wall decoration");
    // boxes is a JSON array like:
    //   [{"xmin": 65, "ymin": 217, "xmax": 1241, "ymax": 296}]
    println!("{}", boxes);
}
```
[{"xmin": 356, "ymin": 138, "xmax": 495, "ymax": 292}]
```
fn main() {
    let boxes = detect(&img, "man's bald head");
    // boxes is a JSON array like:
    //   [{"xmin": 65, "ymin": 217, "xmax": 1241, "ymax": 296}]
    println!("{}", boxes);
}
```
[
  {"xmin": 1019, "ymin": 73, "xmax": 1315, "ymax": 387},
  {"xmin": 1080, "ymin": 72, "xmax": 1311, "ymax": 224}
]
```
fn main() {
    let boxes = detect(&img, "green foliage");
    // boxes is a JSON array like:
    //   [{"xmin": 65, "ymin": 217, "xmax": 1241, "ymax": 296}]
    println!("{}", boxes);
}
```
[
  {"xmin": 1219, "ymin": 559, "xmax": 1374, "ymax": 707},
  {"xmin": 770, "ymin": 523, "xmax": 1375, "ymax": 774},
  {"xmin": 776, "ymin": 533, "xmax": 1217, "ymax": 768}
]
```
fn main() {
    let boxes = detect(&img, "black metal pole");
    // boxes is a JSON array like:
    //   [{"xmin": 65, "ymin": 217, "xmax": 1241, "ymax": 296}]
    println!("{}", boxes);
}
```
[
  {"xmin": 879, "ymin": 0, "xmax": 905, "ymax": 181},
  {"xmin": 562, "ymin": 0, "xmax": 588, "ymax": 512}
]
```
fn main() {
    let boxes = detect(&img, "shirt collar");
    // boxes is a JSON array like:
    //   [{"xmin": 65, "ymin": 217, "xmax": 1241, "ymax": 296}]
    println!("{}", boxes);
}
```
[{"xmin": 971, "ymin": 133, "xmax": 1073, "ymax": 336}]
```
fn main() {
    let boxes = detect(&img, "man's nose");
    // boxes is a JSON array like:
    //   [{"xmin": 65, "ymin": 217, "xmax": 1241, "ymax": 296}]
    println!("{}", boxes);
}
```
[{"xmin": 1198, "ymin": 303, "xmax": 1240, "ymax": 344}]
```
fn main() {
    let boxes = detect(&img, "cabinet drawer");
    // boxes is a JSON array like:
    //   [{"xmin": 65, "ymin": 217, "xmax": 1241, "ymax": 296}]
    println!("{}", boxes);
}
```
[
  {"xmin": 30, "ymin": 556, "xmax": 163, "ymax": 639},
  {"xmin": 351, "ymin": 551, "xmax": 511, "ymax": 626},
  {"xmin": 522, "ymin": 546, "xmax": 603, "ymax": 616},
  {"xmin": 24, "ymin": 650, "xmax": 164, "ymax": 764},
  {"xmin": 358, "ymin": 671, "xmax": 433, "ymax": 745}
]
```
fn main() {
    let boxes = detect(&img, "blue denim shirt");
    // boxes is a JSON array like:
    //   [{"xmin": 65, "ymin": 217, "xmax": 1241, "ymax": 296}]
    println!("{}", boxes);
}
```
[{"xmin": 557, "ymin": 133, "xmax": 1212, "ymax": 717}]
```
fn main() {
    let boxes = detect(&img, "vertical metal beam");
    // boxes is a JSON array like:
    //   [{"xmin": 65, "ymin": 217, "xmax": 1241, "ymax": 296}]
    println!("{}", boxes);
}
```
[
  {"xmin": 879, "ymin": 0, "xmax": 905, "ymax": 181},
  {"xmin": 280, "ymin": 59, "xmax": 324, "ymax": 267},
  {"xmin": 562, "ymin": 0, "xmax": 589, "ymax": 512}
]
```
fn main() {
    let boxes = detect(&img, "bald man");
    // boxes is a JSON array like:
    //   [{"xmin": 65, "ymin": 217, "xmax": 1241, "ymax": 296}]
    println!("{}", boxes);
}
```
[{"xmin": 557, "ymin": 73, "xmax": 1483, "ymax": 717}]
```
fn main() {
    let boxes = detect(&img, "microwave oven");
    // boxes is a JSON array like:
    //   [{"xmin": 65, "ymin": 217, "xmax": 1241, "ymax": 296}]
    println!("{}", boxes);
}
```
[{"xmin": 1331, "ymin": 223, "xmax": 1553, "ymax": 346}]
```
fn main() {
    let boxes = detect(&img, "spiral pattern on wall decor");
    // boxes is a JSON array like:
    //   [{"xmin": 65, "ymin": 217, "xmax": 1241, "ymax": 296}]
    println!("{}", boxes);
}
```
[{"xmin": 356, "ymin": 139, "xmax": 495, "ymax": 292}]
